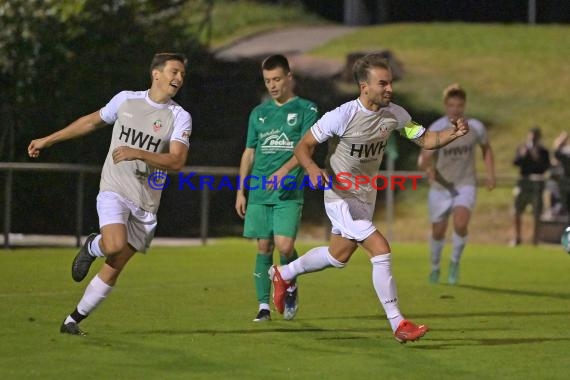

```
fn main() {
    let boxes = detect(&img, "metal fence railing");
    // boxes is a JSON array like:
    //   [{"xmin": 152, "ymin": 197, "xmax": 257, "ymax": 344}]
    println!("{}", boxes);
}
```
[
  {"xmin": 0, "ymin": 162, "xmax": 238, "ymax": 248},
  {"xmin": 2, "ymin": 162, "xmax": 549, "ymax": 248}
]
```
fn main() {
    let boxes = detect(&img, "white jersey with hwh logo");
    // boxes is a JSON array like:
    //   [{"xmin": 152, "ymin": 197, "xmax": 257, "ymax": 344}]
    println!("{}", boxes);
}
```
[
  {"xmin": 99, "ymin": 90, "xmax": 191, "ymax": 213},
  {"xmin": 311, "ymin": 99, "xmax": 424, "ymax": 204},
  {"xmin": 429, "ymin": 116, "xmax": 487, "ymax": 189}
]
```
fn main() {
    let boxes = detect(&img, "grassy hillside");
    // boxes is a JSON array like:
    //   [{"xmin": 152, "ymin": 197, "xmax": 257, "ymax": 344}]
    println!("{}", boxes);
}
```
[
  {"xmin": 182, "ymin": 0, "xmax": 326, "ymax": 48},
  {"xmin": 313, "ymin": 23, "xmax": 570, "ymax": 175},
  {"xmin": 310, "ymin": 24, "xmax": 570, "ymax": 243}
]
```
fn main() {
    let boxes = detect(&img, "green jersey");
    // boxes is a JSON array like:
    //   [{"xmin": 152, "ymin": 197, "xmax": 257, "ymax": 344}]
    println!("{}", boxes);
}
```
[{"xmin": 246, "ymin": 96, "xmax": 318, "ymax": 204}]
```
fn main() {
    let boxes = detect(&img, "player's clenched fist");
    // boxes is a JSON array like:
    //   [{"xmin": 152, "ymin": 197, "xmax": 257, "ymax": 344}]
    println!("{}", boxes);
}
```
[
  {"xmin": 28, "ymin": 138, "xmax": 49, "ymax": 158},
  {"xmin": 451, "ymin": 118, "xmax": 469, "ymax": 137}
]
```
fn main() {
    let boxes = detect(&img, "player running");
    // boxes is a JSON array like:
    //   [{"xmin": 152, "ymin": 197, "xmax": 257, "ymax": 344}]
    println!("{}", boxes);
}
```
[
  {"xmin": 269, "ymin": 53, "xmax": 470, "ymax": 343},
  {"xmin": 27, "ymin": 53, "xmax": 192, "ymax": 335},
  {"xmin": 417, "ymin": 84, "xmax": 495, "ymax": 284},
  {"xmin": 236, "ymin": 55, "xmax": 318, "ymax": 322}
]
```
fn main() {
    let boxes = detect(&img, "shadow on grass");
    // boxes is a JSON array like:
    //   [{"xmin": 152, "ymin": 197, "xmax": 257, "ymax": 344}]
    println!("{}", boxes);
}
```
[
  {"xmin": 121, "ymin": 324, "xmax": 520, "ymax": 337},
  {"xmin": 408, "ymin": 337, "xmax": 570, "ymax": 350},
  {"xmin": 457, "ymin": 284, "xmax": 570, "ymax": 300},
  {"xmin": 302, "ymin": 310, "xmax": 569, "ymax": 321}
]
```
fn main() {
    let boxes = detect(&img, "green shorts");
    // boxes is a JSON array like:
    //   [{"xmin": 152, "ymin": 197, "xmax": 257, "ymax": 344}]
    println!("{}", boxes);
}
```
[{"xmin": 243, "ymin": 202, "xmax": 302, "ymax": 239}]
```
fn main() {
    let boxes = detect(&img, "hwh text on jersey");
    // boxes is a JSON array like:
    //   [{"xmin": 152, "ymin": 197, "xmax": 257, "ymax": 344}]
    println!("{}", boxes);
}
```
[
  {"xmin": 119, "ymin": 125, "xmax": 161, "ymax": 152},
  {"xmin": 442, "ymin": 145, "xmax": 470, "ymax": 157},
  {"xmin": 350, "ymin": 140, "xmax": 387, "ymax": 158}
]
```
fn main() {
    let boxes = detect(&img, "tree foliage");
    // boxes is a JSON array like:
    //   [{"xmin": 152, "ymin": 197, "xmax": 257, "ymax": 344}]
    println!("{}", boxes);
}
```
[{"xmin": 0, "ymin": 0, "xmax": 206, "ymax": 162}]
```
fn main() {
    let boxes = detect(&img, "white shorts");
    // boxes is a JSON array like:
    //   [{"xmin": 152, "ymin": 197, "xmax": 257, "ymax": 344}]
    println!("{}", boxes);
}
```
[
  {"xmin": 325, "ymin": 198, "xmax": 376, "ymax": 242},
  {"xmin": 428, "ymin": 185, "xmax": 476, "ymax": 223},
  {"xmin": 96, "ymin": 191, "xmax": 157, "ymax": 253}
]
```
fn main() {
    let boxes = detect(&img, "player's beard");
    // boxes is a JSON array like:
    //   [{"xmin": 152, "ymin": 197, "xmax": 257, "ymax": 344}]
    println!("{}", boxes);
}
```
[{"xmin": 377, "ymin": 95, "xmax": 391, "ymax": 107}]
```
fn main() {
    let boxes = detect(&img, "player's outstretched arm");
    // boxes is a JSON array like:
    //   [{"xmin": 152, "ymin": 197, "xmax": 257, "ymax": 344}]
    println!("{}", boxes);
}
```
[
  {"xmin": 28, "ymin": 111, "xmax": 107, "ymax": 158},
  {"xmin": 112, "ymin": 140, "xmax": 188, "ymax": 171},
  {"xmin": 235, "ymin": 148, "xmax": 254, "ymax": 219},
  {"xmin": 417, "ymin": 149, "xmax": 435, "ymax": 184},
  {"xmin": 414, "ymin": 118, "xmax": 469, "ymax": 150},
  {"xmin": 295, "ymin": 131, "xmax": 327, "ymax": 188}
]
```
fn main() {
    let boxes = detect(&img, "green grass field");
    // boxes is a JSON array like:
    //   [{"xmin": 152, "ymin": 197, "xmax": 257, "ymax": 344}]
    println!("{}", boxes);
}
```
[{"xmin": 1, "ymin": 240, "xmax": 568, "ymax": 379}]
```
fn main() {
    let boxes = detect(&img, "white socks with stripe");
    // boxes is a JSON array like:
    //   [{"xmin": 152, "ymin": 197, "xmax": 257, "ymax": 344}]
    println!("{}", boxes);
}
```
[
  {"xmin": 64, "ymin": 275, "xmax": 113, "ymax": 323},
  {"xmin": 371, "ymin": 254, "xmax": 404, "ymax": 332},
  {"xmin": 279, "ymin": 246, "xmax": 345, "ymax": 282},
  {"xmin": 430, "ymin": 237, "xmax": 445, "ymax": 271},
  {"xmin": 451, "ymin": 232, "xmax": 467, "ymax": 263},
  {"xmin": 88, "ymin": 235, "xmax": 105, "ymax": 257}
]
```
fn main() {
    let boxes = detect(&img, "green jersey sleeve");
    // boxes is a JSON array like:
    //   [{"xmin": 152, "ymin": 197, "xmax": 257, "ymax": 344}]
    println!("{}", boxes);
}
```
[
  {"xmin": 302, "ymin": 103, "xmax": 319, "ymax": 134},
  {"xmin": 246, "ymin": 109, "xmax": 258, "ymax": 148}
]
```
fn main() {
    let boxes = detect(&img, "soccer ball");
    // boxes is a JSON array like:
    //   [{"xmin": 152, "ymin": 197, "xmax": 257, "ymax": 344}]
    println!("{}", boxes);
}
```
[{"xmin": 560, "ymin": 226, "xmax": 570, "ymax": 252}]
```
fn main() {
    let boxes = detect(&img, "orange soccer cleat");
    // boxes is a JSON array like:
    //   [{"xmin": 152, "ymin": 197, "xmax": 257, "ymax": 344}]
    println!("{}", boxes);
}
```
[
  {"xmin": 268, "ymin": 265, "xmax": 289, "ymax": 314},
  {"xmin": 393, "ymin": 320, "xmax": 429, "ymax": 343}
]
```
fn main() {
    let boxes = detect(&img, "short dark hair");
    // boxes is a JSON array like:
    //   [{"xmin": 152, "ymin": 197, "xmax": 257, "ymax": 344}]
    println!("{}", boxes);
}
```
[
  {"xmin": 530, "ymin": 126, "xmax": 542, "ymax": 138},
  {"xmin": 443, "ymin": 83, "xmax": 467, "ymax": 101},
  {"xmin": 352, "ymin": 53, "xmax": 390, "ymax": 84},
  {"xmin": 261, "ymin": 54, "xmax": 290, "ymax": 73},
  {"xmin": 150, "ymin": 52, "xmax": 187, "ymax": 76}
]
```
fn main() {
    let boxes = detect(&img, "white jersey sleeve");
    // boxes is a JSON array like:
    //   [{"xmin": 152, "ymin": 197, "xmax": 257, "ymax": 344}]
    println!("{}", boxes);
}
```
[
  {"xmin": 468, "ymin": 119, "xmax": 488, "ymax": 146},
  {"xmin": 169, "ymin": 106, "xmax": 192, "ymax": 147},
  {"xmin": 310, "ymin": 101, "xmax": 355, "ymax": 143},
  {"xmin": 390, "ymin": 103, "xmax": 425, "ymax": 140},
  {"xmin": 99, "ymin": 91, "xmax": 131, "ymax": 124}
]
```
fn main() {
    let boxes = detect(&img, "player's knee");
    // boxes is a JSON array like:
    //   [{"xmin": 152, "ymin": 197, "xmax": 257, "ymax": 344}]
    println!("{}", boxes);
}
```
[
  {"xmin": 257, "ymin": 239, "xmax": 273, "ymax": 254},
  {"xmin": 276, "ymin": 244, "xmax": 295, "ymax": 258},
  {"xmin": 455, "ymin": 226, "xmax": 468, "ymax": 236},
  {"xmin": 433, "ymin": 231, "xmax": 446, "ymax": 240},
  {"xmin": 101, "ymin": 238, "xmax": 127, "ymax": 256}
]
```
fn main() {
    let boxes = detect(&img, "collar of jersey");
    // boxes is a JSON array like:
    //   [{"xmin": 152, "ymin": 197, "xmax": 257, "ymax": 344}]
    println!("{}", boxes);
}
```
[
  {"xmin": 145, "ymin": 90, "xmax": 171, "ymax": 109},
  {"xmin": 356, "ymin": 98, "xmax": 387, "ymax": 115},
  {"xmin": 272, "ymin": 96, "xmax": 298, "ymax": 107}
]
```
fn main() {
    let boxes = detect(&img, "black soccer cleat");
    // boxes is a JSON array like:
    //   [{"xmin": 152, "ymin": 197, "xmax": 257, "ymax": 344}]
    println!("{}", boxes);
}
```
[
  {"xmin": 71, "ymin": 233, "xmax": 98, "ymax": 282},
  {"xmin": 60, "ymin": 320, "xmax": 86, "ymax": 336},
  {"xmin": 253, "ymin": 309, "xmax": 271, "ymax": 322}
]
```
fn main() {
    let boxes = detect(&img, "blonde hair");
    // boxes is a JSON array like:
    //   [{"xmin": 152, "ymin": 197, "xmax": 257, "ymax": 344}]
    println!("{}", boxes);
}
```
[{"xmin": 443, "ymin": 83, "xmax": 466, "ymax": 102}]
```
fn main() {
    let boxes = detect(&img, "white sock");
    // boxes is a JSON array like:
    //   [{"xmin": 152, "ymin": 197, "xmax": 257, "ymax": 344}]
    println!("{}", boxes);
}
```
[
  {"xmin": 371, "ymin": 254, "xmax": 404, "ymax": 332},
  {"xmin": 76, "ymin": 275, "xmax": 113, "ymax": 316},
  {"xmin": 430, "ymin": 237, "xmax": 445, "ymax": 271},
  {"xmin": 451, "ymin": 232, "xmax": 467, "ymax": 263},
  {"xmin": 64, "ymin": 315, "xmax": 76, "ymax": 324},
  {"xmin": 88, "ymin": 235, "xmax": 105, "ymax": 257},
  {"xmin": 259, "ymin": 303, "xmax": 270, "ymax": 311},
  {"xmin": 280, "ymin": 246, "xmax": 345, "ymax": 281}
]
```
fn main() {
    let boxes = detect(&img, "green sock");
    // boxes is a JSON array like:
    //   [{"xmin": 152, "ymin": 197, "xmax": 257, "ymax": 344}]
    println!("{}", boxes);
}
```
[
  {"xmin": 254, "ymin": 253, "xmax": 273, "ymax": 305},
  {"xmin": 280, "ymin": 249, "xmax": 298, "ymax": 266}
]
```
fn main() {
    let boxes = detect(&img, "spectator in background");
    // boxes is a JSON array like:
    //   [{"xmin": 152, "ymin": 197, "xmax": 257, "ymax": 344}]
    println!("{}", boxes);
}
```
[
  {"xmin": 553, "ymin": 132, "xmax": 570, "ymax": 220},
  {"xmin": 511, "ymin": 127, "xmax": 550, "ymax": 246}
]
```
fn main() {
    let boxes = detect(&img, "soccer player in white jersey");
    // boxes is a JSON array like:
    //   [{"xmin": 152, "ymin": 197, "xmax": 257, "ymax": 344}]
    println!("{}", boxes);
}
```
[
  {"xmin": 269, "ymin": 53, "xmax": 469, "ymax": 343},
  {"xmin": 27, "ymin": 53, "xmax": 191, "ymax": 335},
  {"xmin": 418, "ymin": 84, "xmax": 495, "ymax": 285}
]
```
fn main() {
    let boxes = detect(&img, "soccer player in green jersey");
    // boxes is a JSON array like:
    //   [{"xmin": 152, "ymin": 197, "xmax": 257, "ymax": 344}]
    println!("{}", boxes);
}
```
[{"xmin": 235, "ymin": 55, "xmax": 318, "ymax": 322}]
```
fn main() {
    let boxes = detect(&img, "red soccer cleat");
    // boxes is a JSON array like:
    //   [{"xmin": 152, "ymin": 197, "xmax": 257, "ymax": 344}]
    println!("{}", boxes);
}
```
[
  {"xmin": 393, "ymin": 320, "xmax": 429, "ymax": 343},
  {"xmin": 269, "ymin": 265, "xmax": 289, "ymax": 314}
]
